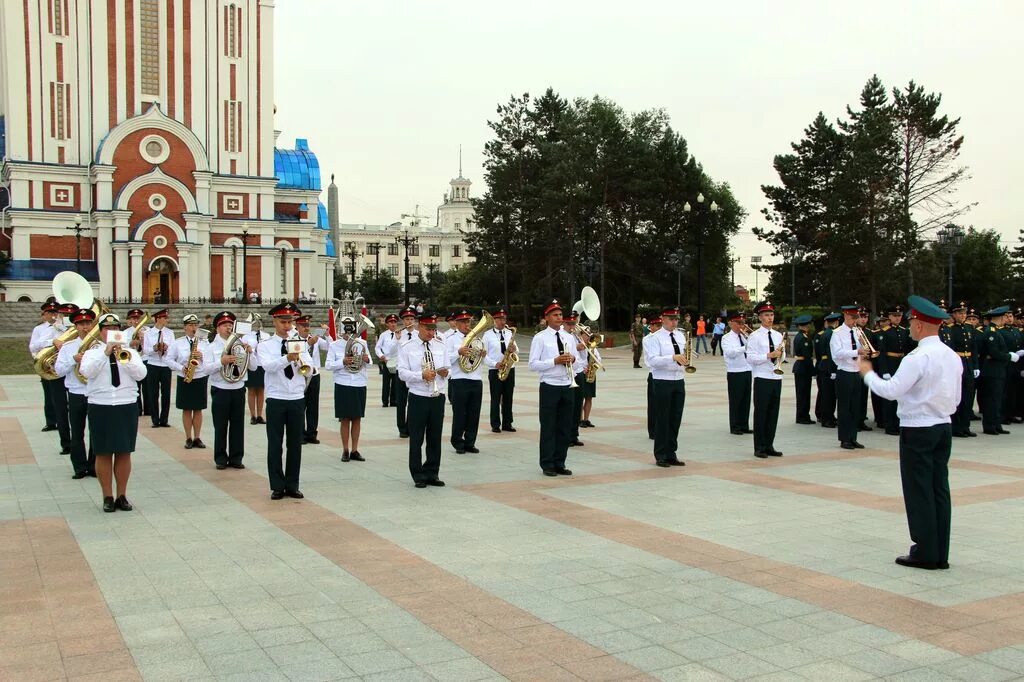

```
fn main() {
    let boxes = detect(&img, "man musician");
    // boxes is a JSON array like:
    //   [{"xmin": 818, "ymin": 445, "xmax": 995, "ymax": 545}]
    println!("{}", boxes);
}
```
[
  {"xmin": 445, "ymin": 309, "xmax": 484, "ymax": 454},
  {"xmin": 207, "ymin": 311, "xmax": 254, "ymax": 470},
  {"xmin": 746, "ymin": 302, "xmax": 785, "ymax": 458},
  {"xmin": 374, "ymin": 313, "xmax": 400, "ymax": 408},
  {"xmin": 54, "ymin": 308, "xmax": 98, "ymax": 479},
  {"xmin": 125, "ymin": 308, "xmax": 151, "ymax": 417},
  {"xmin": 393, "ymin": 307, "xmax": 418, "ymax": 438},
  {"xmin": 142, "ymin": 309, "xmax": 175, "ymax": 428},
  {"xmin": 720, "ymin": 310, "xmax": 752, "ymax": 435},
  {"xmin": 484, "ymin": 308, "xmax": 517, "ymax": 434},
  {"xmin": 644, "ymin": 306, "xmax": 690, "ymax": 468},
  {"xmin": 29, "ymin": 300, "xmax": 69, "ymax": 442},
  {"xmin": 528, "ymin": 300, "xmax": 577, "ymax": 477},
  {"xmin": 397, "ymin": 311, "xmax": 450, "ymax": 488},
  {"xmin": 295, "ymin": 315, "xmax": 330, "ymax": 445}
]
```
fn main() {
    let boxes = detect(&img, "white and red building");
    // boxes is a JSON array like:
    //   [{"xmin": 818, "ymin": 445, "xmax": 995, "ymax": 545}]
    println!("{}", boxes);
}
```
[{"xmin": 0, "ymin": 0, "xmax": 336, "ymax": 303}]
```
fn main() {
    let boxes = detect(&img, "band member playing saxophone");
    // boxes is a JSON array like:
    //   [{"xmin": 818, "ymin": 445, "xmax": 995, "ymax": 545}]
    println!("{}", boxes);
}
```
[
  {"xmin": 167, "ymin": 314, "xmax": 211, "ymax": 449},
  {"xmin": 484, "ymin": 307, "xmax": 517, "ymax": 433}
]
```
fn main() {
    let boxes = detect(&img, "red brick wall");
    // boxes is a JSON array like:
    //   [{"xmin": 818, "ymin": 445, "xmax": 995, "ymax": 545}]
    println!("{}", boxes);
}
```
[
  {"xmin": 142, "ymin": 224, "xmax": 180, "ymax": 265},
  {"xmin": 276, "ymin": 237, "xmax": 299, "ymax": 248},
  {"xmin": 274, "ymin": 202, "xmax": 300, "ymax": 218},
  {"xmin": 127, "ymin": 184, "xmax": 187, "ymax": 239},
  {"xmin": 210, "ymin": 254, "xmax": 224, "ymax": 299},
  {"xmin": 245, "ymin": 258, "xmax": 261, "ymax": 296},
  {"xmin": 30, "ymin": 234, "xmax": 96, "ymax": 259},
  {"xmin": 111, "ymin": 127, "xmax": 198, "ymax": 194}
]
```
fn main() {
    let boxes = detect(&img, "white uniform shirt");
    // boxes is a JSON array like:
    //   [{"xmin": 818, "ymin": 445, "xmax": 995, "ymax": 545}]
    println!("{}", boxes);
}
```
[
  {"xmin": 241, "ymin": 329, "xmax": 268, "ymax": 368},
  {"xmin": 143, "ymin": 326, "xmax": 176, "ymax": 367},
  {"xmin": 257, "ymin": 334, "xmax": 314, "ymax": 401},
  {"xmin": 397, "ymin": 336, "xmax": 449, "ymax": 397},
  {"xmin": 80, "ymin": 346, "xmax": 147, "ymax": 405},
  {"xmin": 562, "ymin": 327, "xmax": 588, "ymax": 374},
  {"xmin": 484, "ymin": 327, "xmax": 516, "ymax": 370},
  {"xmin": 206, "ymin": 334, "xmax": 256, "ymax": 390},
  {"xmin": 646, "ymin": 327, "xmax": 688, "ymax": 381},
  {"xmin": 166, "ymin": 334, "xmax": 212, "ymax": 379},
  {"xmin": 375, "ymin": 328, "xmax": 398, "ymax": 362},
  {"xmin": 397, "ymin": 326, "xmax": 417, "ymax": 346},
  {"xmin": 325, "ymin": 337, "xmax": 370, "ymax": 387},
  {"xmin": 445, "ymin": 330, "xmax": 484, "ymax": 381},
  {"xmin": 528, "ymin": 326, "xmax": 577, "ymax": 387},
  {"xmin": 829, "ymin": 322, "xmax": 863, "ymax": 373},
  {"xmin": 29, "ymin": 321, "xmax": 58, "ymax": 354},
  {"xmin": 302, "ymin": 334, "xmax": 330, "ymax": 369},
  {"xmin": 55, "ymin": 336, "xmax": 90, "ymax": 395},
  {"xmin": 863, "ymin": 336, "xmax": 962, "ymax": 427},
  {"xmin": 745, "ymin": 326, "xmax": 784, "ymax": 381},
  {"xmin": 642, "ymin": 333, "xmax": 659, "ymax": 373},
  {"xmin": 720, "ymin": 330, "xmax": 751, "ymax": 373}
]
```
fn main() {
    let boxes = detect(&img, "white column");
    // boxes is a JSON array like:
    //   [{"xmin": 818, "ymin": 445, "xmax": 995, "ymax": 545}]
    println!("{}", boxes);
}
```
[
  {"xmin": 114, "ymin": 246, "xmax": 130, "ymax": 299},
  {"xmin": 260, "ymin": 253, "xmax": 275, "ymax": 301},
  {"xmin": 92, "ymin": 166, "xmax": 116, "ymax": 210},
  {"xmin": 178, "ymin": 250, "xmax": 191, "ymax": 299},
  {"xmin": 129, "ymin": 246, "xmax": 144, "ymax": 300},
  {"xmin": 95, "ymin": 224, "xmax": 114, "ymax": 298},
  {"xmin": 193, "ymin": 172, "xmax": 213, "ymax": 215}
]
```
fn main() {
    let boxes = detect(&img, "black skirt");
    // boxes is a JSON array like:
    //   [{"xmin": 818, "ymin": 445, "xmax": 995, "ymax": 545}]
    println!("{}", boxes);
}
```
[
  {"xmin": 334, "ymin": 384, "xmax": 366, "ymax": 419},
  {"xmin": 176, "ymin": 376, "xmax": 209, "ymax": 409},
  {"xmin": 88, "ymin": 403, "xmax": 139, "ymax": 453},
  {"xmin": 245, "ymin": 366, "xmax": 265, "ymax": 388},
  {"xmin": 581, "ymin": 377, "xmax": 597, "ymax": 398}
]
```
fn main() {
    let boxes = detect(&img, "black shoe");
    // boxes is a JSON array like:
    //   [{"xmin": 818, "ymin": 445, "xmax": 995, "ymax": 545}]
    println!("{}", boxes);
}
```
[
  {"xmin": 415, "ymin": 482, "xmax": 428, "ymax": 488},
  {"xmin": 796, "ymin": 419, "xmax": 816, "ymax": 425},
  {"xmin": 160, "ymin": 422, "xmax": 171, "ymax": 428},
  {"xmin": 841, "ymin": 442, "xmax": 856, "ymax": 450},
  {"xmin": 256, "ymin": 417, "xmax": 266, "ymax": 424},
  {"xmin": 755, "ymin": 451, "xmax": 769, "ymax": 458},
  {"xmin": 454, "ymin": 449, "xmax": 466, "ymax": 454},
  {"xmin": 72, "ymin": 472, "xmax": 87, "ymax": 480},
  {"xmin": 938, "ymin": 561, "xmax": 950, "ymax": 570},
  {"xmin": 970, "ymin": 414, "xmax": 980, "ymax": 421},
  {"xmin": 858, "ymin": 424, "xmax": 873, "ymax": 432},
  {"xmin": 41, "ymin": 425, "xmax": 57, "ymax": 432},
  {"xmin": 657, "ymin": 461, "xmax": 672, "ymax": 467},
  {"xmin": 502, "ymin": 427, "xmax": 517, "ymax": 432},
  {"xmin": 192, "ymin": 438, "xmax": 207, "ymax": 449},
  {"xmin": 555, "ymin": 467, "xmax": 573, "ymax": 476},
  {"xmin": 285, "ymin": 490, "xmax": 304, "ymax": 499},
  {"xmin": 60, "ymin": 447, "xmax": 70, "ymax": 455},
  {"xmin": 491, "ymin": 427, "xmax": 501, "ymax": 433},
  {"xmin": 570, "ymin": 440, "xmax": 584, "ymax": 447},
  {"xmin": 250, "ymin": 417, "xmax": 258, "ymax": 425},
  {"xmin": 998, "ymin": 428, "xmax": 1011, "ymax": 435},
  {"xmin": 952, "ymin": 432, "xmax": 969, "ymax": 438},
  {"xmin": 542, "ymin": 469, "xmax": 559, "ymax": 477},
  {"xmin": 427, "ymin": 479, "xmax": 446, "ymax": 487},
  {"xmin": 853, "ymin": 442, "xmax": 865, "ymax": 449},
  {"xmin": 885, "ymin": 429, "xmax": 900, "ymax": 436},
  {"xmin": 304, "ymin": 437, "xmax": 320, "ymax": 445},
  {"xmin": 465, "ymin": 446, "xmax": 480, "ymax": 453},
  {"xmin": 742, "ymin": 428, "xmax": 753, "ymax": 434},
  {"xmin": 730, "ymin": 429, "xmax": 745, "ymax": 435},
  {"xmin": 152, "ymin": 423, "xmax": 161, "ymax": 428},
  {"xmin": 767, "ymin": 449, "xmax": 783, "ymax": 457},
  {"xmin": 895, "ymin": 555, "xmax": 938, "ymax": 570},
  {"xmin": 669, "ymin": 460, "xmax": 686, "ymax": 466},
  {"xmin": 271, "ymin": 490, "xmax": 285, "ymax": 500},
  {"xmin": 581, "ymin": 420, "xmax": 594, "ymax": 428},
  {"xmin": 102, "ymin": 496, "xmax": 116, "ymax": 512},
  {"xmin": 341, "ymin": 451, "xmax": 350, "ymax": 462},
  {"xmin": 184, "ymin": 438, "xmax": 194, "ymax": 449},
  {"xmin": 216, "ymin": 463, "xmax": 227, "ymax": 470},
  {"xmin": 399, "ymin": 432, "xmax": 409, "ymax": 439},
  {"xmin": 350, "ymin": 451, "xmax": 365, "ymax": 461},
  {"xmin": 229, "ymin": 462, "xmax": 245, "ymax": 469},
  {"xmin": 114, "ymin": 496, "xmax": 133, "ymax": 511},
  {"xmin": 966, "ymin": 430, "xmax": 977, "ymax": 437},
  {"xmin": 983, "ymin": 429, "xmax": 1002, "ymax": 435}
]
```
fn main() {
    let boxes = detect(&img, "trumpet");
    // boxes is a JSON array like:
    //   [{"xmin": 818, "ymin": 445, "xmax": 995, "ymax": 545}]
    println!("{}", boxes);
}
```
[
  {"xmin": 739, "ymin": 323, "xmax": 754, "ymax": 338},
  {"xmin": 856, "ymin": 327, "xmax": 880, "ymax": 359},
  {"xmin": 684, "ymin": 332, "xmax": 697, "ymax": 374},
  {"xmin": 422, "ymin": 342, "xmax": 441, "ymax": 397}
]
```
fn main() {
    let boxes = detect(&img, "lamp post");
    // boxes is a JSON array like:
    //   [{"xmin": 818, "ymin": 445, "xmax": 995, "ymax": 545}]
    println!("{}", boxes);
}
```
[
  {"xmin": 365, "ymin": 241, "xmax": 383, "ymax": 284},
  {"xmin": 936, "ymin": 225, "xmax": 965, "ymax": 304},
  {"xmin": 667, "ymin": 249, "xmax": 690, "ymax": 308},
  {"xmin": 750, "ymin": 255, "xmax": 762, "ymax": 301},
  {"xmin": 395, "ymin": 229, "xmax": 419, "ymax": 306},
  {"xmin": 684, "ymin": 193, "xmax": 718, "ymax": 317},
  {"xmin": 65, "ymin": 214, "xmax": 85, "ymax": 274},
  {"xmin": 342, "ymin": 243, "xmax": 361, "ymax": 288},
  {"xmin": 782, "ymin": 237, "xmax": 804, "ymax": 308},
  {"xmin": 241, "ymin": 223, "xmax": 249, "ymax": 304}
]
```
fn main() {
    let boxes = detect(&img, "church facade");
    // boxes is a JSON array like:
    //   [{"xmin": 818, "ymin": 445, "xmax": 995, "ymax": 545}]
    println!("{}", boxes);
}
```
[{"xmin": 0, "ymin": 0, "xmax": 335, "ymax": 303}]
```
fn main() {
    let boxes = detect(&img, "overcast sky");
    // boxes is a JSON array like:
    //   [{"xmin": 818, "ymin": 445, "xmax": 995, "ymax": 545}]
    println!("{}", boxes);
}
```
[{"xmin": 273, "ymin": 0, "xmax": 1022, "ymax": 293}]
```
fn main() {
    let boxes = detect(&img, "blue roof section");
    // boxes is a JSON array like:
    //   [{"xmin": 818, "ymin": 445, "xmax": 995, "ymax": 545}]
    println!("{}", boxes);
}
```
[
  {"xmin": 325, "ymin": 234, "xmax": 336, "ymax": 258},
  {"xmin": 274, "ymin": 138, "xmax": 321, "ymax": 190},
  {"xmin": 6, "ymin": 259, "xmax": 99, "ymax": 282},
  {"xmin": 317, "ymin": 202, "xmax": 329, "ymax": 230}
]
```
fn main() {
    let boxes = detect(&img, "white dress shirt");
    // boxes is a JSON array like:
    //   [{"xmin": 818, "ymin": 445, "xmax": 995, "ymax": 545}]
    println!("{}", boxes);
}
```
[
  {"xmin": 483, "ymin": 327, "xmax": 516, "ymax": 370},
  {"xmin": 746, "ymin": 326, "xmax": 784, "ymax": 381},
  {"xmin": 398, "ymin": 336, "xmax": 449, "ymax": 397},
  {"xmin": 863, "ymin": 336, "xmax": 962, "ymax": 427},
  {"xmin": 720, "ymin": 330, "xmax": 751, "ymax": 373},
  {"xmin": 375, "ymin": 328, "xmax": 398, "ymax": 361},
  {"xmin": 528, "ymin": 326, "xmax": 577, "ymax": 387},
  {"xmin": 29, "ymin": 321, "xmax": 58, "ymax": 354},
  {"xmin": 830, "ymin": 323, "xmax": 863, "ymax": 373},
  {"xmin": 55, "ymin": 337, "xmax": 90, "ymax": 395},
  {"xmin": 642, "ymin": 333, "xmax": 659, "ymax": 372},
  {"xmin": 143, "ymin": 326, "xmax": 176, "ymax": 367},
  {"xmin": 257, "ymin": 334, "xmax": 314, "ymax": 400},
  {"xmin": 80, "ymin": 346, "xmax": 147, "ymax": 405},
  {"xmin": 206, "ymin": 334, "xmax": 256, "ymax": 390},
  {"xmin": 166, "ymin": 334, "xmax": 212, "ymax": 379},
  {"xmin": 325, "ymin": 336, "xmax": 370, "ymax": 387},
  {"xmin": 397, "ymin": 326, "xmax": 417, "ymax": 346},
  {"xmin": 446, "ymin": 330, "xmax": 484, "ymax": 381},
  {"xmin": 562, "ymin": 328, "xmax": 588, "ymax": 375},
  {"xmin": 241, "ymin": 330, "xmax": 268, "ymax": 368},
  {"xmin": 302, "ymin": 334, "xmax": 330, "ymax": 369},
  {"xmin": 645, "ymin": 327, "xmax": 688, "ymax": 381}
]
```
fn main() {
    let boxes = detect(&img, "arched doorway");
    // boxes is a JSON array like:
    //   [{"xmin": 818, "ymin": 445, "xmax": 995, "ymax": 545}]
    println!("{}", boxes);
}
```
[{"xmin": 148, "ymin": 257, "xmax": 179, "ymax": 303}]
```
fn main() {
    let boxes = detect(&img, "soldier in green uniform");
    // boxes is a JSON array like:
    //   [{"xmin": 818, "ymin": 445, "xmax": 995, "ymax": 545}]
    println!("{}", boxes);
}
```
[
  {"xmin": 814, "ymin": 312, "xmax": 840, "ymax": 428},
  {"xmin": 977, "ymin": 306, "xmax": 1020, "ymax": 434},
  {"xmin": 880, "ymin": 305, "xmax": 913, "ymax": 436},
  {"xmin": 1015, "ymin": 308, "xmax": 1024, "ymax": 423},
  {"xmin": 870, "ymin": 313, "xmax": 891, "ymax": 430},
  {"xmin": 941, "ymin": 302, "xmax": 979, "ymax": 438},
  {"xmin": 967, "ymin": 309, "xmax": 983, "ymax": 421},
  {"xmin": 629, "ymin": 313, "xmax": 644, "ymax": 369},
  {"xmin": 791, "ymin": 314, "xmax": 815, "ymax": 424},
  {"xmin": 1001, "ymin": 309, "xmax": 1023, "ymax": 424}
]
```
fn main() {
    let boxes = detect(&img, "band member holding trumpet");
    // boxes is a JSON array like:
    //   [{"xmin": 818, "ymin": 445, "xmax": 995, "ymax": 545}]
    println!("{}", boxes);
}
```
[
  {"xmin": 645, "ymin": 306, "xmax": 690, "ymax": 468},
  {"xmin": 446, "ymin": 308, "xmax": 485, "ymax": 454},
  {"xmin": 54, "ymin": 308, "xmax": 98, "ymax": 479},
  {"xmin": 142, "ymin": 309, "xmax": 175, "ymax": 428},
  {"xmin": 394, "ymin": 307, "xmax": 419, "ymax": 438},
  {"xmin": 206, "ymin": 312, "xmax": 254, "ymax": 470},
  {"xmin": 257, "ymin": 302, "xmax": 313, "ymax": 500},
  {"xmin": 167, "ymin": 314, "xmax": 211, "ymax": 449},
  {"xmin": 831, "ymin": 304, "xmax": 872, "ymax": 449},
  {"xmin": 484, "ymin": 308, "xmax": 517, "ymax": 433},
  {"xmin": 746, "ymin": 302, "xmax": 785, "ymax": 458},
  {"xmin": 397, "ymin": 311, "xmax": 450, "ymax": 488},
  {"xmin": 792, "ymin": 314, "xmax": 816, "ymax": 425},
  {"xmin": 563, "ymin": 312, "xmax": 588, "ymax": 447},
  {"xmin": 374, "ymin": 313, "xmax": 400, "ymax": 408},
  {"xmin": 720, "ymin": 311, "xmax": 753, "ymax": 435},
  {"xmin": 528, "ymin": 300, "xmax": 577, "ymax": 476},
  {"xmin": 295, "ymin": 315, "xmax": 330, "ymax": 445},
  {"xmin": 80, "ymin": 313, "xmax": 148, "ymax": 513},
  {"xmin": 325, "ymin": 316, "xmax": 371, "ymax": 462}
]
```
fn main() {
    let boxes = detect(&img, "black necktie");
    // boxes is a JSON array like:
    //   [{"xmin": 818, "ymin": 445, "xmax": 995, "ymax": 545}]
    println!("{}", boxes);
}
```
[
  {"xmin": 109, "ymin": 353, "xmax": 120, "ymax": 387},
  {"xmin": 738, "ymin": 334, "xmax": 745, "ymax": 348},
  {"xmin": 767, "ymin": 331, "xmax": 775, "ymax": 353},
  {"xmin": 498, "ymin": 330, "xmax": 506, "ymax": 354},
  {"xmin": 407, "ymin": 330, "xmax": 412, "ymax": 340},
  {"xmin": 256, "ymin": 331, "xmax": 261, "ymax": 343},
  {"xmin": 850, "ymin": 328, "xmax": 856, "ymax": 349},
  {"xmin": 555, "ymin": 331, "xmax": 564, "ymax": 355},
  {"xmin": 669, "ymin": 332, "xmax": 681, "ymax": 354},
  {"xmin": 282, "ymin": 339, "xmax": 294, "ymax": 379}
]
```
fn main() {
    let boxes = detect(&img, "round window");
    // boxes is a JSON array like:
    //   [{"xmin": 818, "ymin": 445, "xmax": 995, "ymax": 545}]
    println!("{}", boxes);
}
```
[
  {"xmin": 153, "ymin": 235, "xmax": 168, "ymax": 249},
  {"xmin": 148, "ymin": 193, "xmax": 166, "ymax": 211},
  {"xmin": 139, "ymin": 134, "xmax": 170, "ymax": 164}
]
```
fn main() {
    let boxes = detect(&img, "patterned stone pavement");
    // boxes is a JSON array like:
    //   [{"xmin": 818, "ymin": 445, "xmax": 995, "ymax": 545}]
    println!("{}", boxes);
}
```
[{"xmin": 2, "ymin": 345, "xmax": 1023, "ymax": 681}]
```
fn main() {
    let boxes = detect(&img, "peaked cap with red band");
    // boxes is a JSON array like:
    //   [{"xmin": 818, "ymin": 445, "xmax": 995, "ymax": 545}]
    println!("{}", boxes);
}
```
[
  {"xmin": 71, "ymin": 309, "xmax": 97, "ymax": 324},
  {"xmin": 543, "ymin": 299, "xmax": 564, "ymax": 316},
  {"xmin": 214, "ymin": 311, "xmax": 236, "ymax": 327},
  {"xmin": 754, "ymin": 301, "xmax": 775, "ymax": 315},
  {"xmin": 269, "ymin": 302, "xmax": 300, "ymax": 319},
  {"xmin": 661, "ymin": 306, "xmax": 681, "ymax": 317}
]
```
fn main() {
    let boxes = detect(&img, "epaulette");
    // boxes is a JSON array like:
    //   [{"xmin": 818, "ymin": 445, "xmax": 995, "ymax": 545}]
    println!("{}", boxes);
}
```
[{"xmin": 816, "ymin": 330, "xmax": 824, "ymax": 335}]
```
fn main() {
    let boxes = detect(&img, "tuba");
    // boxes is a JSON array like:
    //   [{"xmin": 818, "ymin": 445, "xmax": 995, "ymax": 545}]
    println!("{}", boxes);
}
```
[
  {"xmin": 572, "ymin": 287, "xmax": 605, "ymax": 382},
  {"xmin": 34, "ymin": 272, "xmax": 107, "ymax": 380},
  {"xmin": 73, "ymin": 325, "xmax": 105, "ymax": 384},
  {"xmin": 220, "ymin": 315, "xmax": 254, "ymax": 383},
  {"xmin": 497, "ymin": 326, "xmax": 519, "ymax": 382},
  {"xmin": 457, "ymin": 311, "xmax": 494, "ymax": 372}
]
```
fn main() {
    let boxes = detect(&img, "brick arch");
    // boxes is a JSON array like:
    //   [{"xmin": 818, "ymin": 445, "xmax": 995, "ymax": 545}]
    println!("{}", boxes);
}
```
[
  {"xmin": 134, "ymin": 215, "xmax": 186, "ymax": 242},
  {"xmin": 142, "ymin": 225, "xmax": 182, "ymax": 264}
]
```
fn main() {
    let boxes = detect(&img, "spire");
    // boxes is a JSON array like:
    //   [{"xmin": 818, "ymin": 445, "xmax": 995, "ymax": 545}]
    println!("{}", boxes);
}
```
[{"xmin": 458, "ymin": 145, "xmax": 463, "ymax": 179}]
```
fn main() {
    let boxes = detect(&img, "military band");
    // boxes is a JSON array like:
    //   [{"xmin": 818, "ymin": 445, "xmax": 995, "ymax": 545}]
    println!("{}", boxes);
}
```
[
  {"xmin": 142, "ymin": 310, "xmax": 174, "ymax": 427},
  {"xmin": 484, "ymin": 308, "xmax": 517, "ymax": 433},
  {"xmin": 207, "ymin": 312, "xmax": 254, "ymax": 469},
  {"xmin": 166, "ymin": 314, "xmax": 211, "ymax": 449},
  {"xmin": 721, "ymin": 310, "xmax": 752, "ymax": 435}
]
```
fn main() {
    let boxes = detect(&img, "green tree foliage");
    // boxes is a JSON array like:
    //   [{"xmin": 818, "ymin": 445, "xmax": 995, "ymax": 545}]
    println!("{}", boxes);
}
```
[
  {"xmin": 469, "ymin": 89, "xmax": 745, "ymax": 328},
  {"xmin": 354, "ymin": 267, "xmax": 402, "ymax": 304}
]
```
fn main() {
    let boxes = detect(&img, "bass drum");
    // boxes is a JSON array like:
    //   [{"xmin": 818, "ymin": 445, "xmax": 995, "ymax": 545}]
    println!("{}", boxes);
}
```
[{"xmin": 386, "ymin": 357, "xmax": 398, "ymax": 374}]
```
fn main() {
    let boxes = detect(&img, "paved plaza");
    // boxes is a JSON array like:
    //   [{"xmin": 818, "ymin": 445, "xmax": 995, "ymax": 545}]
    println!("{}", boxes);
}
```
[{"xmin": 2, "ymin": 345, "xmax": 1024, "ymax": 681}]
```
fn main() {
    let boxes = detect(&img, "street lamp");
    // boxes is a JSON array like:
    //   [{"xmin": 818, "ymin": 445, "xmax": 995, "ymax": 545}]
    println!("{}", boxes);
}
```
[
  {"xmin": 781, "ymin": 237, "xmax": 804, "ymax": 307},
  {"xmin": 395, "ymin": 229, "xmax": 419, "ymax": 306},
  {"xmin": 241, "ymin": 223, "xmax": 249, "ymax": 305},
  {"xmin": 365, "ymin": 241, "xmax": 383, "ymax": 283},
  {"xmin": 342, "ymin": 243, "xmax": 361, "ymax": 288},
  {"xmin": 936, "ymin": 225, "xmax": 965, "ymax": 304},
  {"xmin": 683, "ymin": 194, "xmax": 718, "ymax": 316},
  {"xmin": 667, "ymin": 249, "xmax": 690, "ymax": 308},
  {"xmin": 65, "ymin": 214, "xmax": 85, "ymax": 274},
  {"xmin": 750, "ymin": 255, "xmax": 762, "ymax": 301}
]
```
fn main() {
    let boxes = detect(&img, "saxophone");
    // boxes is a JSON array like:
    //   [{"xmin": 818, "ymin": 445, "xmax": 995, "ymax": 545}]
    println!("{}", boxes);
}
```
[
  {"xmin": 583, "ymin": 331, "xmax": 604, "ymax": 384},
  {"xmin": 497, "ymin": 327, "xmax": 518, "ymax": 381},
  {"xmin": 183, "ymin": 337, "xmax": 202, "ymax": 383}
]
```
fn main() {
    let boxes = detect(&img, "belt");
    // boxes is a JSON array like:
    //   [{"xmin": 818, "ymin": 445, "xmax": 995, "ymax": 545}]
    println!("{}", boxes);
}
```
[
  {"xmin": 793, "ymin": 356, "xmax": 807, "ymax": 360},
  {"xmin": 885, "ymin": 352, "xmax": 904, "ymax": 358},
  {"xmin": 818, "ymin": 355, "xmax": 828, "ymax": 360},
  {"xmin": 956, "ymin": 351, "xmax": 972, "ymax": 357}
]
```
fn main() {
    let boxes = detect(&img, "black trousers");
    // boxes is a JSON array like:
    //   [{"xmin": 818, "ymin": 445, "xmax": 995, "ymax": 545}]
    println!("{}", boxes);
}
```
[
  {"xmin": 303, "ymin": 374, "xmax": 321, "ymax": 439},
  {"xmin": 794, "ymin": 371, "xmax": 813, "ymax": 422},
  {"xmin": 408, "ymin": 393, "xmax": 445, "ymax": 483},
  {"xmin": 952, "ymin": 362, "xmax": 975, "ymax": 434},
  {"xmin": 753, "ymin": 378, "xmax": 782, "ymax": 453},
  {"xmin": 538, "ymin": 383, "xmax": 574, "ymax": 471},
  {"xmin": 727, "ymin": 371, "xmax": 752, "ymax": 432},
  {"xmin": 211, "ymin": 386, "xmax": 246, "ymax": 465},
  {"xmin": 67, "ymin": 393, "xmax": 94, "ymax": 475},
  {"xmin": 815, "ymin": 371, "xmax": 836, "ymax": 424},
  {"xmin": 380, "ymin": 365, "xmax": 396, "ymax": 407},
  {"xmin": 266, "ymin": 398, "xmax": 303, "ymax": 492},
  {"xmin": 981, "ymin": 373, "xmax": 1005, "ymax": 431},
  {"xmin": 647, "ymin": 374, "xmax": 655, "ymax": 439},
  {"xmin": 395, "ymin": 377, "xmax": 410, "ymax": 436},
  {"xmin": 836, "ymin": 370, "xmax": 862, "ymax": 443},
  {"xmin": 41, "ymin": 378, "xmax": 56, "ymax": 427},
  {"xmin": 449, "ymin": 378, "xmax": 482, "ymax": 450},
  {"xmin": 147, "ymin": 365, "xmax": 172, "ymax": 425},
  {"xmin": 872, "ymin": 392, "xmax": 888, "ymax": 428},
  {"xmin": 488, "ymin": 369, "xmax": 515, "ymax": 430},
  {"xmin": 899, "ymin": 424, "xmax": 952, "ymax": 564},
  {"xmin": 43, "ymin": 378, "xmax": 70, "ymax": 448},
  {"xmin": 571, "ymin": 372, "xmax": 586, "ymax": 439},
  {"xmin": 860, "ymin": 376, "xmax": 870, "ymax": 424},
  {"xmin": 137, "ymin": 362, "xmax": 149, "ymax": 415},
  {"xmin": 652, "ymin": 379, "xmax": 685, "ymax": 463}
]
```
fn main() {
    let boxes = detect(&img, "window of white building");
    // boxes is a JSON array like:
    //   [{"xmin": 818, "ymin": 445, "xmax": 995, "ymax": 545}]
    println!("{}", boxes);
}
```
[{"xmin": 140, "ymin": 0, "xmax": 160, "ymax": 96}]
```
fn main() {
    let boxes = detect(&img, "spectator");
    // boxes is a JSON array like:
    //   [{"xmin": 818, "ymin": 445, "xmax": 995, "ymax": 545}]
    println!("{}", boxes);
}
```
[
  {"xmin": 299, "ymin": 290, "xmax": 307, "ymax": 304},
  {"xmin": 711, "ymin": 316, "xmax": 726, "ymax": 356},
  {"xmin": 153, "ymin": 288, "xmax": 163, "ymax": 305},
  {"xmin": 415, "ymin": 302, "xmax": 424, "ymax": 315},
  {"xmin": 694, "ymin": 315, "xmax": 709, "ymax": 355},
  {"xmin": 309, "ymin": 287, "xmax": 318, "ymax": 302}
]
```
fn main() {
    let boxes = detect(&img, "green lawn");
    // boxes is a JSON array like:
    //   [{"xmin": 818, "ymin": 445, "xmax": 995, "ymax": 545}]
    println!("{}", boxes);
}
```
[{"xmin": 0, "ymin": 338, "xmax": 34, "ymax": 375}]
